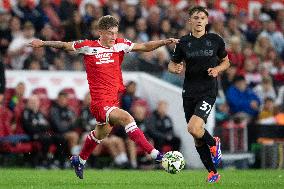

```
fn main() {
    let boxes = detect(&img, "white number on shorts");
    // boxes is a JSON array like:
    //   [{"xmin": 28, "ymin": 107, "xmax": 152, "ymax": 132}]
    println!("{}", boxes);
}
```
[{"xmin": 200, "ymin": 101, "xmax": 212, "ymax": 115}]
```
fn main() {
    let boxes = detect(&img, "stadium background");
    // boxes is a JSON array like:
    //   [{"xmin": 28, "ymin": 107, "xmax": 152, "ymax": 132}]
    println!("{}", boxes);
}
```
[{"xmin": 1, "ymin": 0, "xmax": 284, "ymax": 174}]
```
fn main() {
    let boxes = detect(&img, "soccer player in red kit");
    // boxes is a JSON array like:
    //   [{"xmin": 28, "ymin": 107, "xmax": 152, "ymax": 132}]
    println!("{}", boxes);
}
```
[{"xmin": 29, "ymin": 15, "xmax": 179, "ymax": 179}]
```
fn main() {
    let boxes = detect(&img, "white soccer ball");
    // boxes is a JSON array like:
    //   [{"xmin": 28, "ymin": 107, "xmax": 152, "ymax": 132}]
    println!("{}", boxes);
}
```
[{"xmin": 161, "ymin": 151, "xmax": 185, "ymax": 174}]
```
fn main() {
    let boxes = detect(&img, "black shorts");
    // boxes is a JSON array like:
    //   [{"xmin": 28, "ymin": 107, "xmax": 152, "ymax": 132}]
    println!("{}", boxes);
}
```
[{"xmin": 183, "ymin": 96, "xmax": 216, "ymax": 123}]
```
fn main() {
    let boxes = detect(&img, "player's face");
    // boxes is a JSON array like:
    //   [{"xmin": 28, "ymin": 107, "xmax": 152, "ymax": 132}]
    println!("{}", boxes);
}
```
[
  {"xmin": 189, "ymin": 11, "xmax": 208, "ymax": 33},
  {"xmin": 99, "ymin": 27, "xmax": 118, "ymax": 47}
]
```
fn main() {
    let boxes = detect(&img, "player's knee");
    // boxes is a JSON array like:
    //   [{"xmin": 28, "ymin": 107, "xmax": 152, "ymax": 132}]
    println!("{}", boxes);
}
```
[
  {"xmin": 120, "ymin": 113, "xmax": 134, "ymax": 125},
  {"xmin": 187, "ymin": 124, "xmax": 203, "ymax": 138}
]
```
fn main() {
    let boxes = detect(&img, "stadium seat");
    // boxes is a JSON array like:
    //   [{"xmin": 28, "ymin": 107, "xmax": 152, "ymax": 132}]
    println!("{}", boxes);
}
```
[
  {"xmin": 0, "ymin": 106, "xmax": 13, "ymax": 137},
  {"xmin": 14, "ymin": 101, "xmax": 26, "ymax": 134},
  {"xmin": 3, "ymin": 88, "xmax": 15, "ymax": 108}
]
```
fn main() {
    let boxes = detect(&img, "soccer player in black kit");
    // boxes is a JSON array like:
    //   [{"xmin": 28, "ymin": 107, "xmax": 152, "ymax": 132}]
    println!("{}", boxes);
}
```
[{"xmin": 168, "ymin": 6, "xmax": 230, "ymax": 183}]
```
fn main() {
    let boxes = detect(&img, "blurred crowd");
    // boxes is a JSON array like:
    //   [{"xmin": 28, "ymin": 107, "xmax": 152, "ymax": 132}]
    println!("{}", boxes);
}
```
[
  {"xmin": 0, "ymin": 81, "xmax": 180, "ymax": 169},
  {"xmin": 1, "ymin": 0, "xmax": 284, "ymax": 167}
]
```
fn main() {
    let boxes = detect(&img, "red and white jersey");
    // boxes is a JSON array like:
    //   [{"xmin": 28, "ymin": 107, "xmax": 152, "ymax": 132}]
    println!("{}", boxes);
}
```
[{"xmin": 72, "ymin": 38, "xmax": 134, "ymax": 105}]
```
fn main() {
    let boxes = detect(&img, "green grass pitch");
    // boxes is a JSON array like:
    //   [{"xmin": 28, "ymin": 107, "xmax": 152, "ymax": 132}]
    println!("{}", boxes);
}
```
[{"xmin": 0, "ymin": 169, "xmax": 283, "ymax": 189}]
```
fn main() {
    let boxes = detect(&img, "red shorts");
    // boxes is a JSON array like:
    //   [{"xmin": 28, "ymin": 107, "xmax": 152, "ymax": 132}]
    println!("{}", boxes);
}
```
[{"xmin": 90, "ymin": 101, "xmax": 119, "ymax": 125}]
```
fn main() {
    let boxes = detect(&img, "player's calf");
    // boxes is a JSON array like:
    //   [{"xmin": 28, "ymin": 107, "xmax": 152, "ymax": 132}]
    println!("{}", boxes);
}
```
[{"xmin": 209, "ymin": 137, "xmax": 222, "ymax": 166}]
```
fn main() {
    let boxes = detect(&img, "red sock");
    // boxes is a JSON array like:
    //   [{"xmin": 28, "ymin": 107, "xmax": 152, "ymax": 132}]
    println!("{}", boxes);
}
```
[
  {"xmin": 79, "ymin": 131, "xmax": 100, "ymax": 160},
  {"xmin": 125, "ymin": 122, "xmax": 154, "ymax": 154}
]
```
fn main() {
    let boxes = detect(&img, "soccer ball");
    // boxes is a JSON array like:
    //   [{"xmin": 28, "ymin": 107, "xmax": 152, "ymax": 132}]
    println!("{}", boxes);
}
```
[{"xmin": 161, "ymin": 151, "xmax": 185, "ymax": 174}]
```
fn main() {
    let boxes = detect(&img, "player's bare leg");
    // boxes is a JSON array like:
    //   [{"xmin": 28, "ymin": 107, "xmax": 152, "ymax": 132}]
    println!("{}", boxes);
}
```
[
  {"xmin": 71, "ymin": 124, "xmax": 112, "ymax": 179},
  {"xmin": 187, "ymin": 115, "xmax": 221, "ymax": 182},
  {"xmin": 109, "ymin": 108, "xmax": 163, "ymax": 162}
]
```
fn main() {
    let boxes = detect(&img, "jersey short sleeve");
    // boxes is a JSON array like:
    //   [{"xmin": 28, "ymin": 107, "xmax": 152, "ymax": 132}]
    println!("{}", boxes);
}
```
[
  {"xmin": 216, "ymin": 36, "xmax": 227, "ymax": 59},
  {"xmin": 171, "ymin": 42, "xmax": 183, "ymax": 63},
  {"xmin": 72, "ymin": 40, "xmax": 92, "ymax": 54},
  {"xmin": 116, "ymin": 38, "xmax": 134, "ymax": 53}
]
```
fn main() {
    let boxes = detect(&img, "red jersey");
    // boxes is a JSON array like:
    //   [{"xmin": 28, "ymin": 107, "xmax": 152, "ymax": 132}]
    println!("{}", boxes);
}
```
[{"xmin": 72, "ymin": 38, "xmax": 134, "ymax": 105}]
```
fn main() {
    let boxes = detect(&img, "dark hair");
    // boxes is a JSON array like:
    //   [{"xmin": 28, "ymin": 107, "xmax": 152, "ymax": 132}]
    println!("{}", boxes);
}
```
[
  {"xmin": 58, "ymin": 91, "xmax": 68, "ymax": 97},
  {"xmin": 97, "ymin": 15, "xmax": 119, "ymax": 30},
  {"xmin": 233, "ymin": 75, "xmax": 245, "ymax": 83},
  {"xmin": 188, "ymin": 6, "xmax": 209, "ymax": 17}
]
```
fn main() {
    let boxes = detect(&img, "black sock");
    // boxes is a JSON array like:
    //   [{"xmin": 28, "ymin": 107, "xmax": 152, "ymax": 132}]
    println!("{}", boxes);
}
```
[
  {"xmin": 196, "ymin": 144, "xmax": 217, "ymax": 173},
  {"xmin": 201, "ymin": 129, "xmax": 216, "ymax": 147}
]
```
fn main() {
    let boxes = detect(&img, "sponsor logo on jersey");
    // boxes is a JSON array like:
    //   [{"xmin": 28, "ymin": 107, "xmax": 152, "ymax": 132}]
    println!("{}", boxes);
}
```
[
  {"xmin": 188, "ymin": 49, "xmax": 213, "ymax": 57},
  {"xmin": 95, "ymin": 53, "xmax": 114, "ymax": 64},
  {"xmin": 92, "ymin": 49, "xmax": 98, "ymax": 54}
]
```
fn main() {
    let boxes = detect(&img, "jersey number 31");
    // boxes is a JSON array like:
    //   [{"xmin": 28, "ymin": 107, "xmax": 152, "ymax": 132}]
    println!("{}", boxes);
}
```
[{"xmin": 200, "ymin": 101, "xmax": 212, "ymax": 115}]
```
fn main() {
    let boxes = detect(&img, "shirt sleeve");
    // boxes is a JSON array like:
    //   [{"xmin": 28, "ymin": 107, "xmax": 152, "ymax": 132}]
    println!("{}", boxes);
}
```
[
  {"xmin": 72, "ymin": 40, "xmax": 91, "ymax": 54},
  {"xmin": 171, "ymin": 42, "xmax": 183, "ymax": 63},
  {"xmin": 121, "ymin": 38, "xmax": 134, "ymax": 53},
  {"xmin": 217, "ymin": 36, "xmax": 228, "ymax": 59}
]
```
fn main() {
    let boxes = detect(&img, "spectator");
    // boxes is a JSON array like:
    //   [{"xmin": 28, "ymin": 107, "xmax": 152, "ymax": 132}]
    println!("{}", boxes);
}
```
[
  {"xmin": 63, "ymin": 10, "xmax": 88, "ymax": 41},
  {"xmin": 121, "ymin": 81, "xmax": 138, "ymax": 113},
  {"xmin": 50, "ymin": 91, "xmax": 80, "ymax": 157},
  {"xmin": 7, "ymin": 22, "xmax": 35, "ymax": 69},
  {"xmin": 22, "ymin": 95, "xmax": 53, "ymax": 167},
  {"xmin": 261, "ymin": 0, "xmax": 277, "ymax": 21},
  {"xmin": 120, "ymin": 5, "xmax": 139, "ymax": 32},
  {"xmin": 147, "ymin": 100, "xmax": 181, "ymax": 153},
  {"xmin": 11, "ymin": 0, "xmax": 47, "ymax": 32},
  {"xmin": 0, "ymin": 10, "xmax": 12, "ymax": 59},
  {"xmin": 253, "ymin": 76, "xmax": 276, "ymax": 104},
  {"xmin": 0, "ymin": 60, "xmax": 5, "ymax": 104},
  {"xmin": 129, "ymin": 99, "xmax": 152, "ymax": 168},
  {"xmin": 36, "ymin": 0, "xmax": 61, "ymax": 29},
  {"xmin": 254, "ymin": 35, "xmax": 273, "ymax": 61},
  {"xmin": 58, "ymin": 0, "xmax": 78, "ymax": 23},
  {"xmin": 259, "ymin": 20, "xmax": 284, "ymax": 54},
  {"xmin": 135, "ymin": 18, "xmax": 149, "ymax": 42},
  {"xmin": 226, "ymin": 76, "xmax": 261, "ymax": 118},
  {"xmin": 227, "ymin": 36, "xmax": 245, "ymax": 72},
  {"xmin": 220, "ymin": 64, "xmax": 237, "ymax": 93},
  {"xmin": 243, "ymin": 58, "xmax": 262, "ymax": 88},
  {"xmin": 9, "ymin": 16, "xmax": 23, "ymax": 39},
  {"xmin": 257, "ymin": 97, "xmax": 276, "ymax": 125},
  {"xmin": 23, "ymin": 46, "xmax": 49, "ymax": 70},
  {"xmin": 9, "ymin": 82, "xmax": 25, "ymax": 112},
  {"xmin": 215, "ymin": 97, "xmax": 230, "ymax": 126}
]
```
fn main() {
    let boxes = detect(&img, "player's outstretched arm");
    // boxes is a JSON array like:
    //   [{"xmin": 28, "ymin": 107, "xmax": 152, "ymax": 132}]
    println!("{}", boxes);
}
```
[
  {"xmin": 131, "ymin": 38, "xmax": 179, "ymax": 52},
  {"xmin": 168, "ymin": 61, "xmax": 183, "ymax": 74},
  {"xmin": 208, "ymin": 55, "xmax": 230, "ymax": 77},
  {"xmin": 28, "ymin": 39, "xmax": 75, "ymax": 51}
]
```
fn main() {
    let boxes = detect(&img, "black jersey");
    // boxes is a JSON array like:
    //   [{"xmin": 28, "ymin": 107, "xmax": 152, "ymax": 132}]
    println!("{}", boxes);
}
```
[{"xmin": 171, "ymin": 33, "xmax": 227, "ymax": 98}]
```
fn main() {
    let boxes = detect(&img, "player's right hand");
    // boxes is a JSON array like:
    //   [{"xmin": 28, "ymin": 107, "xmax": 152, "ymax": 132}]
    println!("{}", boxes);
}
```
[
  {"xmin": 28, "ymin": 39, "xmax": 44, "ymax": 48},
  {"xmin": 168, "ymin": 62, "xmax": 183, "ymax": 74}
]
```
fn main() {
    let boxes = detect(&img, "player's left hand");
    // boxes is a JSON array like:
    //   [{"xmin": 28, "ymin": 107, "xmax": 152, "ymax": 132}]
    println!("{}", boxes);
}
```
[
  {"xmin": 207, "ymin": 67, "xmax": 219, "ymax": 77},
  {"xmin": 164, "ymin": 38, "xmax": 179, "ymax": 45}
]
